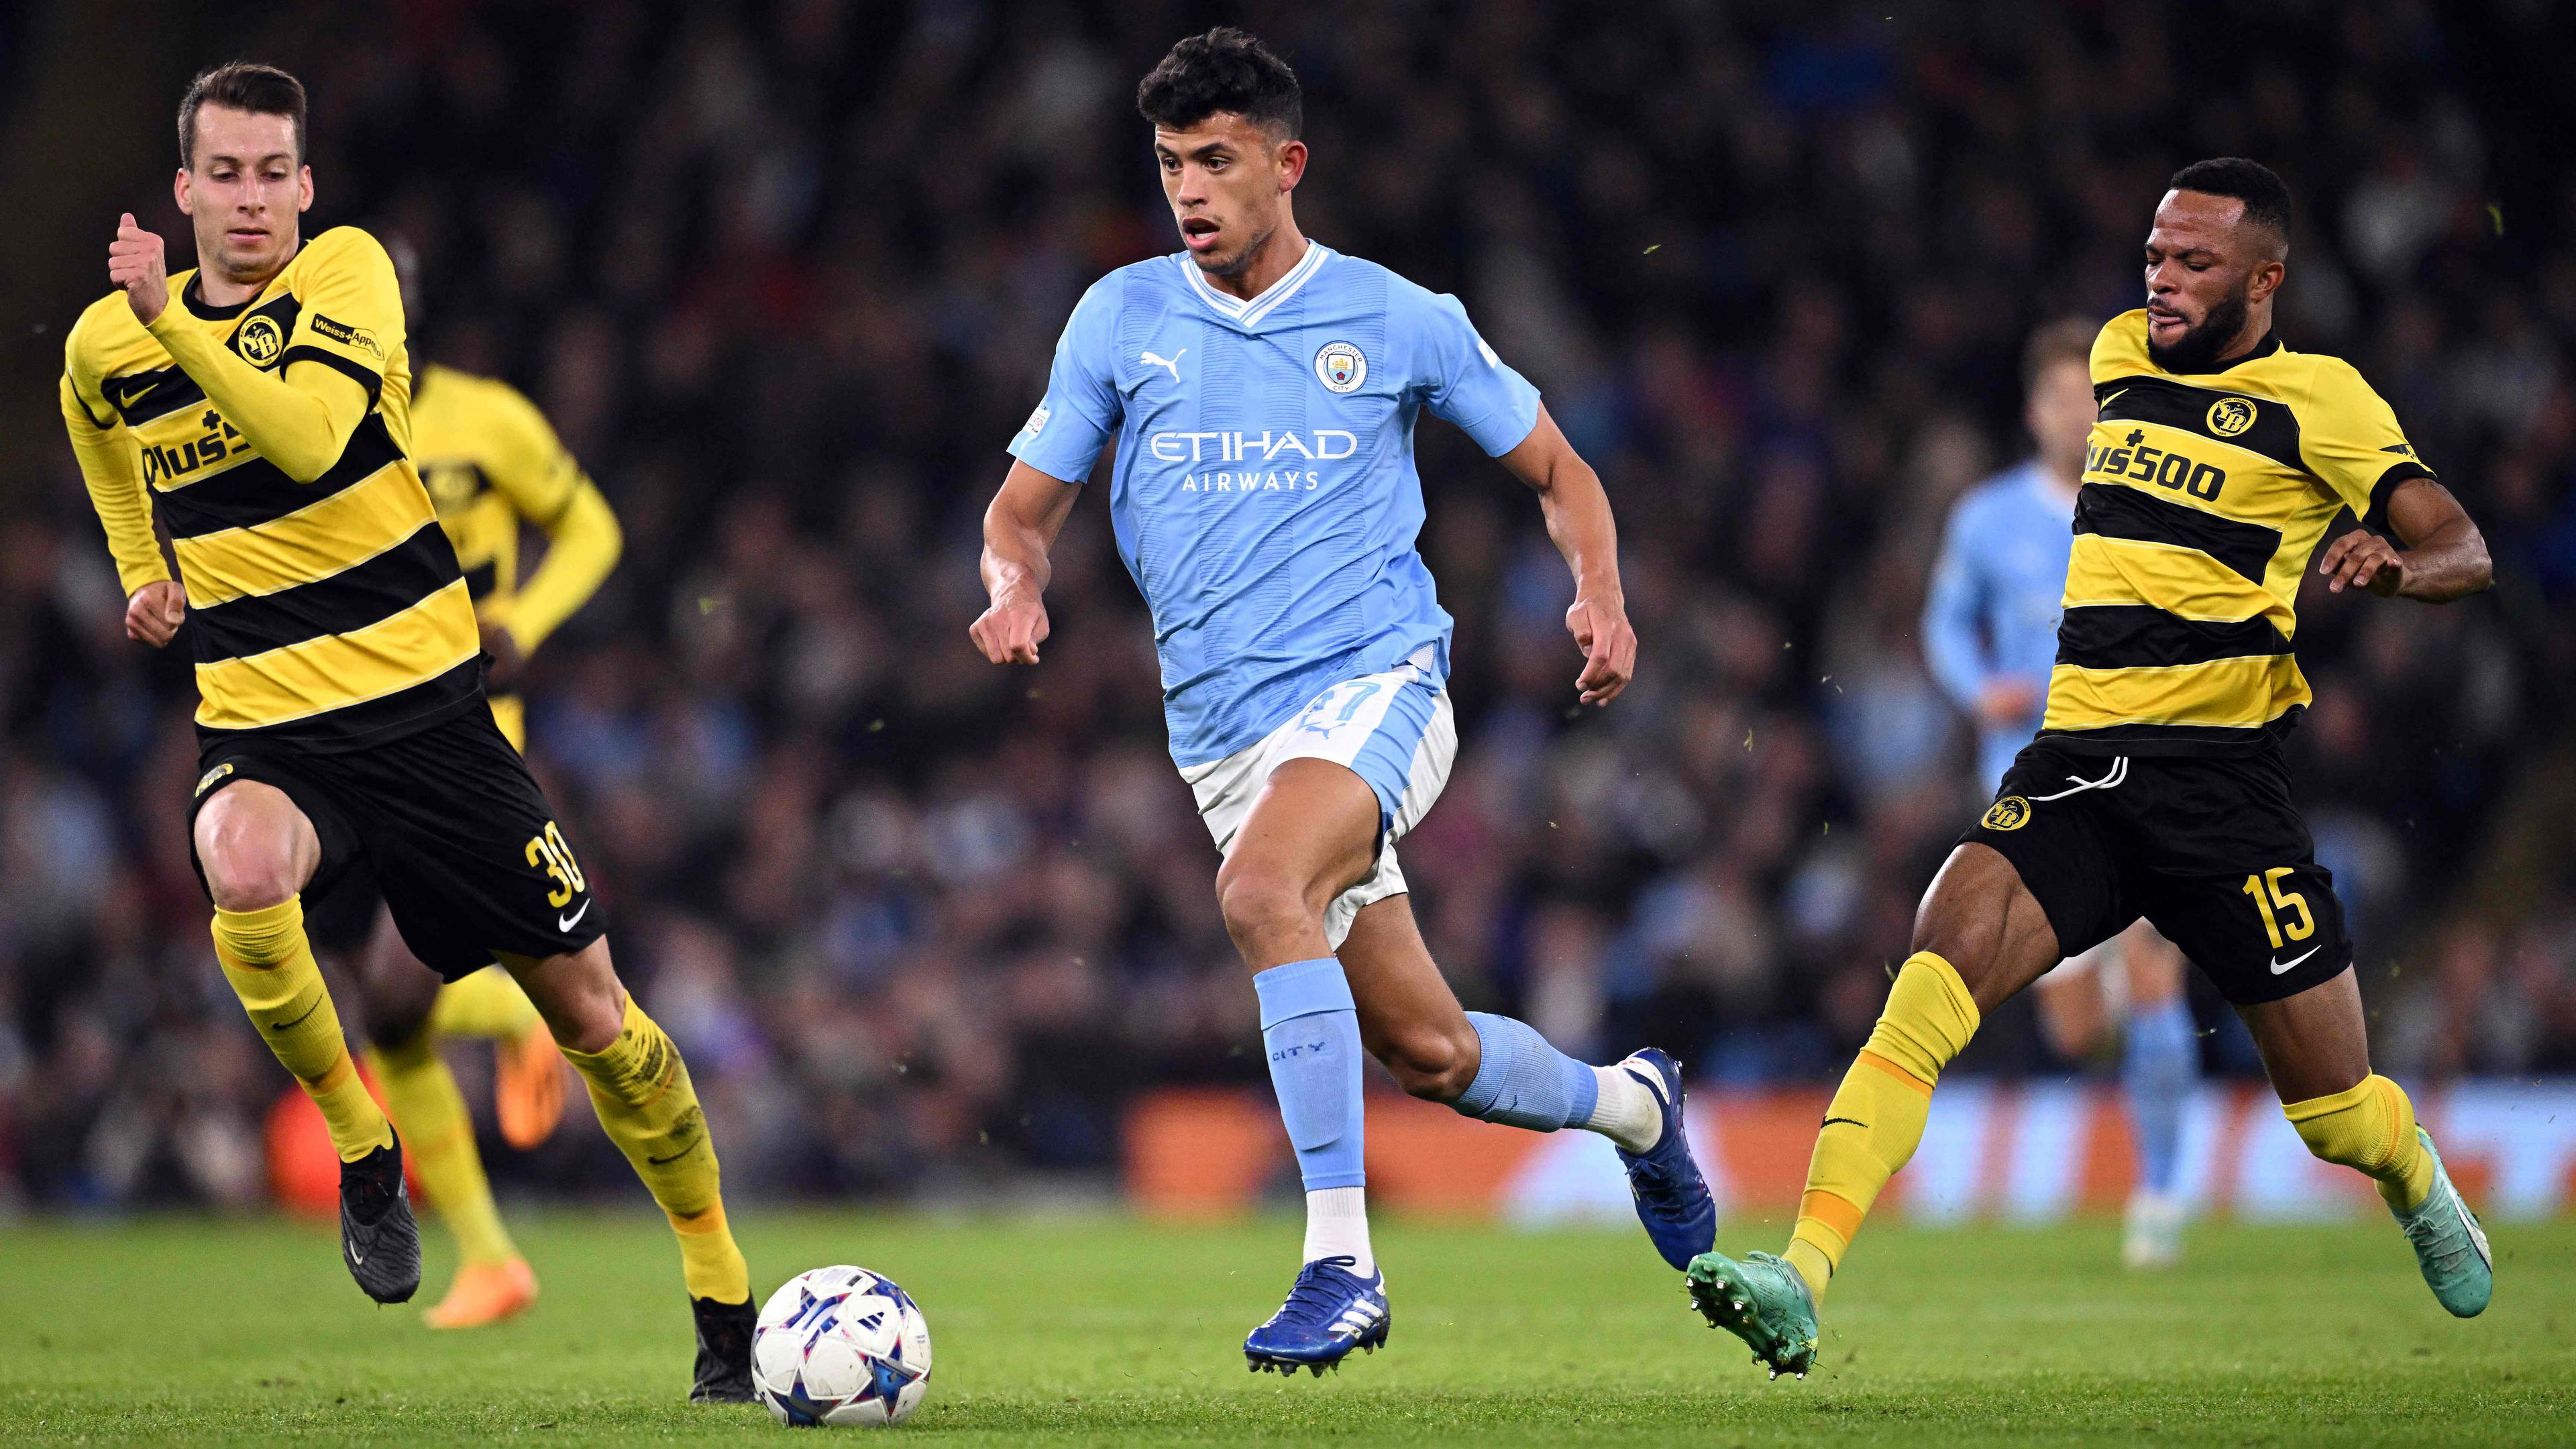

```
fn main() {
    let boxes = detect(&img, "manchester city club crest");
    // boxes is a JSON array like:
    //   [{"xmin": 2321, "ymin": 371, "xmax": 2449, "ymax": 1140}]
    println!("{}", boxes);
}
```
[
  {"xmin": 2206, "ymin": 396, "xmax": 2257, "ymax": 437},
  {"xmin": 1314, "ymin": 340, "xmax": 1366, "ymax": 394}
]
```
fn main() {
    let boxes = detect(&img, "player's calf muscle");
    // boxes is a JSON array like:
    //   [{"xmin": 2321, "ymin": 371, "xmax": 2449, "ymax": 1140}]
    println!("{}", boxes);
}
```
[{"xmin": 193, "ymin": 782, "xmax": 318, "ymax": 910}]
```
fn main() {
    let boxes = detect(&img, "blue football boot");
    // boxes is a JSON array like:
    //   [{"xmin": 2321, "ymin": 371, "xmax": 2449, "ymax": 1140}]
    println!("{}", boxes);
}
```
[
  {"xmin": 1243, "ymin": 1256, "xmax": 1389, "ymax": 1376},
  {"xmin": 1612, "ymin": 1049, "xmax": 1718, "ymax": 1271}
]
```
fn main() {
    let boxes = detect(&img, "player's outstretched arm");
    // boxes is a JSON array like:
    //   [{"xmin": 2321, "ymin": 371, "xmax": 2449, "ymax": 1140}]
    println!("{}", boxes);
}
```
[
  {"xmin": 107, "ymin": 215, "xmax": 372, "ymax": 484},
  {"xmin": 2316, "ymin": 478, "xmax": 2492, "ymax": 602},
  {"xmin": 1496, "ymin": 404, "xmax": 1635, "ymax": 705},
  {"xmin": 971, "ymin": 460, "xmax": 1083, "ymax": 665}
]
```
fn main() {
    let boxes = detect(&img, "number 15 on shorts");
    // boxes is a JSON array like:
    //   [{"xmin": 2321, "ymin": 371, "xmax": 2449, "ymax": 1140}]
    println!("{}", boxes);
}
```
[{"xmin": 2242, "ymin": 865, "xmax": 2314, "ymax": 950}]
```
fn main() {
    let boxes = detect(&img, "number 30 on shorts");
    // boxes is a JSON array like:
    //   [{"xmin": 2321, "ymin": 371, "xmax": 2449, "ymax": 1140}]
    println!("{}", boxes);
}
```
[
  {"xmin": 525, "ymin": 820, "xmax": 588, "ymax": 907},
  {"xmin": 2241, "ymin": 865, "xmax": 2314, "ymax": 950}
]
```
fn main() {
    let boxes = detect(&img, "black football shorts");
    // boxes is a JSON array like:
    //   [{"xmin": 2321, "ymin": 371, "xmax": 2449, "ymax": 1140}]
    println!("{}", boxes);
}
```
[
  {"xmin": 1958, "ymin": 741, "xmax": 2349, "ymax": 1004},
  {"xmin": 186, "ymin": 706, "xmax": 604, "ymax": 979}
]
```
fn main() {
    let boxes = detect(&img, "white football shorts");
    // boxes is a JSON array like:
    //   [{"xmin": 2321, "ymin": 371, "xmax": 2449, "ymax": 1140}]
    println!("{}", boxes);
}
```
[{"xmin": 1179, "ymin": 647, "xmax": 1457, "ymax": 950}]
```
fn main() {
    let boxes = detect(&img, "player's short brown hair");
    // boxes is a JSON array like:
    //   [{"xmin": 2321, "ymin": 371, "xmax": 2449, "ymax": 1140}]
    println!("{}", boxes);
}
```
[
  {"xmin": 178, "ymin": 62, "xmax": 307, "ymax": 168},
  {"xmin": 2023, "ymin": 316, "xmax": 2099, "ymax": 392}
]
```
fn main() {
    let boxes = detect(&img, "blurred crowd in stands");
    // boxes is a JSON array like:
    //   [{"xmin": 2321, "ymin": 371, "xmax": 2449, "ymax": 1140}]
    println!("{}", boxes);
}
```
[{"xmin": 6, "ymin": 0, "xmax": 2576, "ymax": 1209}]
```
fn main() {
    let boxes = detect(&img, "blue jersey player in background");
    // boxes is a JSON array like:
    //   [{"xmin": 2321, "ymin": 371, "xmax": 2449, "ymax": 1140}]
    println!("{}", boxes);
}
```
[
  {"xmin": 972, "ymin": 30, "xmax": 1714, "ymax": 1374},
  {"xmin": 1920, "ymin": 317, "xmax": 2198, "ymax": 1269}
]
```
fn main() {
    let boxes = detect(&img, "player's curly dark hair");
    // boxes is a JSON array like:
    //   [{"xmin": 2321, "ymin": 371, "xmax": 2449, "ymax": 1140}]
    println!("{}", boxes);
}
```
[
  {"xmin": 1136, "ymin": 28, "xmax": 1301, "ymax": 138},
  {"xmin": 178, "ymin": 62, "xmax": 307, "ymax": 167},
  {"xmin": 2169, "ymin": 157, "xmax": 2292, "ymax": 256}
]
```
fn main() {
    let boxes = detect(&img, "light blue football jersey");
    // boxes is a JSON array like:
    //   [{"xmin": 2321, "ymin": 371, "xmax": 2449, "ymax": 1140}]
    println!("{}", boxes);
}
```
[
  {"xmin": 1921, "ymin": 460, "xmax": 2081, "ymax": 789},
  {"xmin": 1010, "ymin": 242, "xmax": 1541, "ymax": 767}
]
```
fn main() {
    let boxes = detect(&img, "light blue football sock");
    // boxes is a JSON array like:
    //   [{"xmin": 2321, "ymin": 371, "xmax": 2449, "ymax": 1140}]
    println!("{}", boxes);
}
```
[
  {"xmin": 2124, "ymin": 998, "xmax": 2196, "ymax": 1196},
  {"xmin": 1254, "ymin": 957, "xmax": 1366, "ymax": 1192},
  {"xmin": 1451, "ymin": 1012, "xmax": 1599, "ymax": 1131}
]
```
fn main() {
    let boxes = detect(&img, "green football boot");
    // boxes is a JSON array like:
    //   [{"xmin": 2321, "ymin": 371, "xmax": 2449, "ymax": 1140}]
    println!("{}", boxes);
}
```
[
  {"xmin": 1685, "ymin": 1250, "xmax": 1819, "ymax": 1379},
  {"xmin": 2393, "ymin": 1127, "xmax": 2492, "ymax": 1318}
]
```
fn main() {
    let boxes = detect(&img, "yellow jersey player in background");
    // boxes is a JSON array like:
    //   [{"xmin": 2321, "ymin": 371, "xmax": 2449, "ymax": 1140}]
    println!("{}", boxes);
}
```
[
  {"xmin": 61, "ymin": 62, "xmax": 755, "ymax": 1399},
  {"xmin": 320, "ymin": 233, "xmax": 625, "ymax": 1330},
  {"xmin": 1686, "ymin": 158, "xmax": 2497, "ymax": 1379}
]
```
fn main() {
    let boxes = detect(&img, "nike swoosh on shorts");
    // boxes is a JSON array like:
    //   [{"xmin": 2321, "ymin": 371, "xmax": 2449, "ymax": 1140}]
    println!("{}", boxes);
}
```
[{"xmin": 2269, "ymin": 945, "xmax": 2321, "ymax": 975}]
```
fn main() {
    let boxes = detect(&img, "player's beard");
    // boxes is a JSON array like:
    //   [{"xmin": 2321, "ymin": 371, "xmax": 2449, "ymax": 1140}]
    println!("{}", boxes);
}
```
[
  {"xmin": 1201, "ymin": 217, "xmax": 1278, "ymax": 280},
  {"xmin": 2147, "ymin": 282, "xmax": 2253, "ymax": 374}
]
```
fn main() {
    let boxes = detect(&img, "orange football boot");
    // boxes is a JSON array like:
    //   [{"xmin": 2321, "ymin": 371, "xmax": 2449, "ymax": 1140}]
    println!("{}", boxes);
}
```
[
  {"xmin": 424, "ymin": 1256, "xmax": 539, "ymax": 1330},
  {"xmin": 494, "ymin": 1020, "xmax": 567, "ymax": 1150}
]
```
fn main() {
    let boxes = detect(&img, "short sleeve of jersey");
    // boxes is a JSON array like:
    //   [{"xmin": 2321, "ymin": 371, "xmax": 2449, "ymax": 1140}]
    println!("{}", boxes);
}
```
[
  {"xmin": 1409, "ymin": 290, "xmax": 1540, "ymax": 457},
  {"xmin": 475, "ymin": 380, "xmax": 584, "ymax": 523},
  {"xmin": 1008, "ymin": 276, "xmax": 1123, "ymax": 484},
  {"xmin": 2300, "ymin": 357, "xmax": 2433, "ymax": 531},
  {"xmin": 284, "ymin": 228, "xmax": 405, "ymax": 402}
]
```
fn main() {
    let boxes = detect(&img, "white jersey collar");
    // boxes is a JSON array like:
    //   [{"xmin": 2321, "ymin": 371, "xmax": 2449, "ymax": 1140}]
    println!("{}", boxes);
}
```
[{"xmin": 1177, "ymin": 239, "xmax": 1332, "ymax": 330}]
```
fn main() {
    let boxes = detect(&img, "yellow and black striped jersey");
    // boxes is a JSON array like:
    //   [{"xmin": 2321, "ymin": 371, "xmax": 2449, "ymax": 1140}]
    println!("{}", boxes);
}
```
[
  {"xmin": 412, "ymin": 364, "xmax": 584, "ymax": 613},
  {"xmin": 2039, "ymin": 309, "xmax": 2434, "ymax": 755},
  {"xmin": 61, "ymin": 226, "xmax": 480, "ymax": 749}
]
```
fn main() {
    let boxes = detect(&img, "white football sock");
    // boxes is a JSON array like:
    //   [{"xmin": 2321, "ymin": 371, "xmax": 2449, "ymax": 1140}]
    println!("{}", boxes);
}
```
[
  {"xmin": 1302, "ymin": 1186, "xmax": 1375, "ymax": 1277},
  {"xmin": 1585, "ymin": 1060, "xmax": 1666, "ymax": 1154}
]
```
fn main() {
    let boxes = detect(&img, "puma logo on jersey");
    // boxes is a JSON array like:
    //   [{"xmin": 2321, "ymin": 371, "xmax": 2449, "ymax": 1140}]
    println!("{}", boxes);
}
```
[{"xmin": 1141, "ymin": 347, "xmax": 1186, "ymax": 382}]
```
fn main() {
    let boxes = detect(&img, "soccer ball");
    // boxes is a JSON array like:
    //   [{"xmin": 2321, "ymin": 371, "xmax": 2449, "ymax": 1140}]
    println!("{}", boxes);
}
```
[{"xmin": 753, "ymin": 1265, "xmax": 932, "ymax": 1426}]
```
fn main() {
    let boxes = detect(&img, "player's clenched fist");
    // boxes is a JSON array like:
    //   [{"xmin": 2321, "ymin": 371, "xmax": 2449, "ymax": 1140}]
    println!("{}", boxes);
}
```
[
  {"xmin": 125, "ymin": 580, "xmax": 186, "ymax": 647},
  {"xmin": 109, "ymin": 213, "xmax": 170, "ymax": 325},
  {"xmin": 1567, "ymin": 593, "xmax": 1638, "ymax": 706},
  {"xmin": 969, "ymin": 597, "xmax": 1050, "ymax": 664}
]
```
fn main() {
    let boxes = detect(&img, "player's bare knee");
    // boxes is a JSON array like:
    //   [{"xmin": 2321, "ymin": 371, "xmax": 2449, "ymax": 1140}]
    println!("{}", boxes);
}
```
[
  {"xmin": 546, "ymin": 972, "xmax": 625, "ymax": 1054},
  {"xmin": 1909, "ymin": 845, "xmax": 2059, "ymax": 1012},
  {"xmin": 505, "ymin": 940, "xmax": 626, "ymax": 1053},
  {"xmin": 1214, "ymin": 861, "xmax": 1320, "ymax": 961},
  {"xmin": 1379, "ymin": 1021, "xmax": 1476, "ymax": 1102},
  {"xmin": 193, "ymin": 800, "xmax": 309, "ymax": 911}
]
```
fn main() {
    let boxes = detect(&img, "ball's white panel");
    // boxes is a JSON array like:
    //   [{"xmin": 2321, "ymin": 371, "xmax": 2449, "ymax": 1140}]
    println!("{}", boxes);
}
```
[{"xmin": 899, "ymin": 1303, "xmax": 933, "ymax": 1373}]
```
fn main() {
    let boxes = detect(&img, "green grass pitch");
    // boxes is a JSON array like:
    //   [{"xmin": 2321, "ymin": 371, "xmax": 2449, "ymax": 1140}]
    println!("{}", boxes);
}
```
[{"xmin": 2, "ymin": 1210, "xmax": 2569, "ymax": 1445}]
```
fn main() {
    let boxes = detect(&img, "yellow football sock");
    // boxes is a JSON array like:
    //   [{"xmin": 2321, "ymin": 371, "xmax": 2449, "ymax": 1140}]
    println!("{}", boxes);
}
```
[
  {"xmin": 429, "ymin": 966, "xmax": 544, "ymax": 1042},
  {"xmin": 367, "ymin": 1032, "xmax": 518, "ymax": 1267},
  {"xmin": 1785, "ymin": 951, "xmax": 1982, "ymax": 1300},
  {"xmin": 559, "ymin": 996, "xmax": 750, "ymax": 1304},
  {"xmin": 213, "ymin": 899, "xmax": 392, "ymax": 1163},
  {"xmin": 2286, "ymin": 1073, "xmax": 2434, "ymax": 1214}
]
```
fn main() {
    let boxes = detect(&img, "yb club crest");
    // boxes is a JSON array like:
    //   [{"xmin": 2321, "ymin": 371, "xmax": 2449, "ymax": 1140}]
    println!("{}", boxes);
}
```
[
  {"xmin": 1980, "ymin": 796, "xmax": 2031, "ymax": 832},
  {"xmin": 1314, "ymin": 340, "xmax": 1366, "ymax": 394},
  {"xmin": 235, "ymin": 315, "xmax": 284, "ymax": 368},
  {"xmin": 2206, "ymin": 396, "xmax": 2257, "ymax": 437}
]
